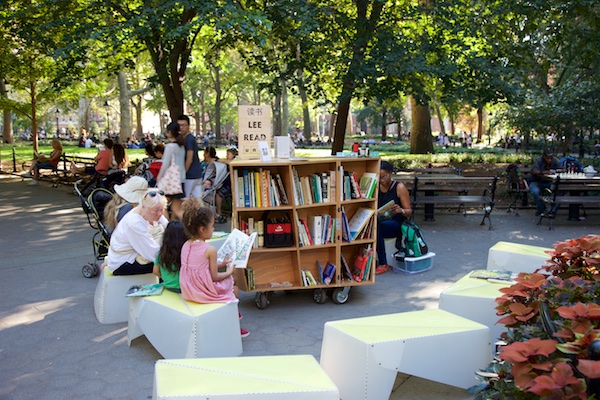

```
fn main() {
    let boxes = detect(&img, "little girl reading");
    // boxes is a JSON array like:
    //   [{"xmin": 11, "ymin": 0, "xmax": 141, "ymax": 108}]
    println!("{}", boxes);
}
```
[
  {"xmin": 179, "ymin": 199, "xmax": 249, "ymax": 337},
  {"xmin": 153, "ymin": 220, "xmax": 187, "ymax": 293}
]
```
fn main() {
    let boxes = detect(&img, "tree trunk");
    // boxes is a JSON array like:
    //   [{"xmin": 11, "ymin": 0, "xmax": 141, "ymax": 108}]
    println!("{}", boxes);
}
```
[
  {"xmin": 282, "ymin": 80, "xmax": 289, "ymax": 137},
  {"xmin": 410, "ymin": 97, "xmax": 433, "ymax": 154},
  {"xmin": 118, "ymin": 71, "xmax": 152, "ymax": 140},
  {"xmin": 134, "ymin": 96, "xmax": 143, "ymax": 137},
  {"xmin": 380, "ymin": 109, "xmax": 387, "ymax": 141},
  {"xmin": 274, "ymin": 92, "xmax": 282, "ymax": 136},
  {"xmin": 298, "ymin": 74, "xmax": 311, "ymax": 139},
  {"xmin": 1, "ymin": 79, "xmax": 13, "ymax": 144},
  {"xmin": 476, "ymin": 106, "xmax": 483, "ymax": 142},
  {"xmin": 212, "ymin": 64, "xmax": 222, "ymax": 141},
  {"xmin": 435, "ymin": 103, "xmax": 445, "ymax": 136},
  {"xmin": 30, "ymin": 60, "xmax": 38, "ymax": 155}
]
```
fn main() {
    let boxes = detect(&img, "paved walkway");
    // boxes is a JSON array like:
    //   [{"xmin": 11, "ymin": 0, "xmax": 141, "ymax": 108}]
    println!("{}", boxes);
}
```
[{"xmin": 1, "ymin": 174, "xmax": 597, "ymax": 399}]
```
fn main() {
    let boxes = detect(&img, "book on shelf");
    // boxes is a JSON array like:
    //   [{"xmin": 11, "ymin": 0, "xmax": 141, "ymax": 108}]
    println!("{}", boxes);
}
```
[
  {"xmin": 299, "ymin": 218, "xmax": 314, "ymax": 245},
  {"xmin": 126, "ymin": 283, "xmax": 164, "ymax": 297},
  {"xmin": 347, "ymin": 171, "xmax": 362, "ymax": 199},
  {"xmin": 242, "ymin": 169, "xmax": 251, "ymax": 207},
  {"xmin": 338, "ymin": 165, "xmax": 345, "ymax": 201},
  {"xmin": 347, "ymin": 207, "xmax": 375, "ymax": 241},
  {"xmin": 320, "ymin": 172, "xmax": 329, "ymax": 203},
  {"xmin": 307, "ymin": 215, "xmax": 323, "ymax": 245},
  {"xmin": 270, "ymin": 177, "xmax": 281, "ymax": 206},
  {"xmin": 340, "ymin": 253, "xmax": 353, "ymax": 282},
  {"xmin": 322, "ymin": 262, "xmax": 336, "ymax": 285},
  {"xmin": 246, "ymin": 268, "xmax": 255, "ymax": 290},
  {"xmin": 275, "ymin": 173, "xmax": 289, "ymax": 205},
  {"xmin": 361, "ymin": 248, "xmax": 374, "ymax": 281},
  {"xmin": 359, "ymin": 172, "xmax": 378, "ymax": 199},
  {"xmin": 295, "ymin": 215, "xmax": 311, "ymax": 247},
  {"xmin": 300, "ymin": 176, "xmax": 313, "ymax": 205},
  {"xmin": 352, "ymin": 245, "xmax": 373, "ymax": 282},
  {"xmin": 256, "ymin": 220, "xmax": 265, "ymax": 247},
  {"xmin": 217, "ymin": 228, "xmax": 258, "ymax": 269},
  {"xmin": 292, "ymin": 167, "xmax": 303, "ymax": 206},
  {"xmin": 341, "ymin": 208, "xmax": 351, "ymax": 242},
  {"xmin": 302, "ymin": 269, "xmax": 318, "ymax": 286}
]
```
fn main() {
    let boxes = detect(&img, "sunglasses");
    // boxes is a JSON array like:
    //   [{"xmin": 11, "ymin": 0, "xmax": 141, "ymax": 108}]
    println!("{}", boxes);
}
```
[{"xmin": 145, "ymin": 190, "xmax": 165, "ymax": 198}]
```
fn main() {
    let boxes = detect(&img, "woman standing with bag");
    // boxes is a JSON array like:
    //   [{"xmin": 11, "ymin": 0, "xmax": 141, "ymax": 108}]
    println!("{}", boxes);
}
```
[
  {"xmin": 157, "ymin": 122, "xmax": 186, "ymax": 220},
  {"xmin": 376, "ymin": 161, "xmax": 412, "ymax": 275}
]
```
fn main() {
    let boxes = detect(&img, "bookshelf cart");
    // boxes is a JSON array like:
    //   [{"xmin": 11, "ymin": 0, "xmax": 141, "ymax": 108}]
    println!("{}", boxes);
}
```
[{"xmin": 229, "ymin": 157, "xmax": 380, "ymax": 309}]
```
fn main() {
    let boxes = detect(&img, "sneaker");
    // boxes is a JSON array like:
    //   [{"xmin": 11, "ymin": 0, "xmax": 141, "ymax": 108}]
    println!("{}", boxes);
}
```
[
  {"xmin": 216, "ymin": 215, "xmax": 227, "ymax": 224},
  {"xmin": 21, "ymin": 172, "xmax": 32, "ymax": 178},
  {"xmin": 28, "ymin": 180, "xmax": 39, "ymax": 186},
  {"xmin": 238, "ymin": 312, "xmax": 243, "ymax": 320},
  {"xmin": 240, "ymin": 328, "xmax": 250, "ymax": 338},
  {"xmin": 376, "ymin": 264, "xmax": 390, "ymax": 275}
]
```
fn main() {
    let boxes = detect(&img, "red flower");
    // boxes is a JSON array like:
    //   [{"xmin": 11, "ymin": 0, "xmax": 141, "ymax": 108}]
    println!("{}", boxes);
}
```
[
  {"xmin": 578, "ymin": 359, "xmax": 600, "ymax": 379},
  {"xmin": 501, "ymin": 338, "xmax": 558, "ymax": 363}
]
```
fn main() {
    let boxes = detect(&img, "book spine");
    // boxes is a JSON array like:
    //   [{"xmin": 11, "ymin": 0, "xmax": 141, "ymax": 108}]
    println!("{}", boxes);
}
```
[
  {"xmin": 276, "ymin": 174, "xmax": 289, "ymax": 205},
  {"xmin": 242, "ymin": 170, "xmax": 250, "ymax": 207},
  {"xmin": 349, "ymin": 171, "xmax": 361, "ymax": 199},
  {"xmin": 257, "ymin": 220, "xmax": 264, "ymax": 247}
]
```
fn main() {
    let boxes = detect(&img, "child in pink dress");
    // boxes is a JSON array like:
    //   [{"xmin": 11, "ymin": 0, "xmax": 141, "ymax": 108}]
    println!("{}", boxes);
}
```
[{"xmin": 179, "ymin": 199, "xmax": 249, "ymax": 337}]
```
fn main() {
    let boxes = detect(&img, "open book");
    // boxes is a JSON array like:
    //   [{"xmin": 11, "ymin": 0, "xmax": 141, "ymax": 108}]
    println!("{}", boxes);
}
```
[
  {"xmin": 217, "ymin": 228, "xmax": 258, "ymax": 269},
  {"xmin": 377, "ymin": 200, "xmax": 395, "ymax": 221},
  {"xmin": 125, "ymin": 283, "xmax": 164, "ymax": 297}
]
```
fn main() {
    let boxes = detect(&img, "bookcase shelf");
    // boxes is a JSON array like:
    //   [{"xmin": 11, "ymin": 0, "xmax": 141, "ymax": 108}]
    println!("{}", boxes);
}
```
[{"xmin": 230, "ymin": 157, "xmax": 380, "ymax": 308}]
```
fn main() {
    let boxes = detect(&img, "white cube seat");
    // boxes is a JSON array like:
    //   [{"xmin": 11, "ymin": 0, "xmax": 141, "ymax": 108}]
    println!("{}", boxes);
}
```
[
  {"xmin": 94, "ymin": 268, "xmax": 158, "ymax": 324},
  {"xmin": 487, "ymin": 241, "xmax": 551, "ymax": 274},
  {"xmin": 128, "ymin": 290, "xmax": 242, "ymax": 359},
  {"xmin": 153, "ymin": 355, "xmax": 339, "ymax": 400},
  {"xmin": 319, "ymin": 309, "xmax": 490, "ymax": 400},
  {"xmin": 439, "ymin": 272, "xmax": 513, "ymax": 354},
  {"xmin": 384, "ymin": 237, "xmax": 400, "ymax": 267}
]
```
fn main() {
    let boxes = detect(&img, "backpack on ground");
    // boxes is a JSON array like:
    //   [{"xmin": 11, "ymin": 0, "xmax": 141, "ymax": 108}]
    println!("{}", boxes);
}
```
[
  {"xmin": 505, "ymin": 163, "xmax": 527, "ymax": 190},
  {"xmin": 394, "ymin": 221, "xmax": 428, "ymax": 260}
]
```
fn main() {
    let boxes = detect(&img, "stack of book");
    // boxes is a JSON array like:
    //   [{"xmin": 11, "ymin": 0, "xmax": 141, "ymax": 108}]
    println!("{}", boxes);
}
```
[
  {"xmin": 292, "ymin": 168, "xmax": 336, "ymax": 206},
  {"xmin": 234, "ymin": 169, "xmax": 289, "ymax": 208},
  {"xmin": 341, "ymin": 207, "xmax": 375, "ymax": 242}
]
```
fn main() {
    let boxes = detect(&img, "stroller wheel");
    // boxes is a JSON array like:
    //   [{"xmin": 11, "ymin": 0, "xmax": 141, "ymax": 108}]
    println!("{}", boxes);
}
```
[{"xmin": 82, "ymin": 263, "xmax": 96, "ymax": 278}]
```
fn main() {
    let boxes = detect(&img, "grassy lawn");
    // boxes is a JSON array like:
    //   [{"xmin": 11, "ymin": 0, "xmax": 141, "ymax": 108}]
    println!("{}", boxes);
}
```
[{"xmin": 2, "ymin": 140, "xmax": 599, "ymax": 173}]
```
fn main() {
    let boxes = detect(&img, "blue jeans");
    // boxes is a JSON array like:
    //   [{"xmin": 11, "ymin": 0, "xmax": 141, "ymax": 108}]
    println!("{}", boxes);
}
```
[
  {"xmin": 377, "ymin": 219, "xmax": 402, "ymax": 265},
  {"xmin": 529, "ymin": 180, "xmax": 556, "ymax": 213}
]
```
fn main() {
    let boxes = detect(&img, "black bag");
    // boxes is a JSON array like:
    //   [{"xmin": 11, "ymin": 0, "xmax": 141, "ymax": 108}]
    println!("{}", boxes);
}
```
[
  {"xmin": 394, "ymin": 221, "xmax": 428, "ymax": 260},
  {"xmin": 264, "ymin": 214, "xmax": 293, "ymax": 248}
]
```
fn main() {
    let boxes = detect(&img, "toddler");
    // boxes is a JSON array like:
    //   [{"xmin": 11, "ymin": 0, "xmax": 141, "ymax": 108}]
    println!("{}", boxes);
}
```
[
  {"xmin": 153, "ymin": 220, "xmax": 187, "ymax": 293},
  {"xmin": 179, "ymin": 199, "xmax": 249, "ymax": 337}
]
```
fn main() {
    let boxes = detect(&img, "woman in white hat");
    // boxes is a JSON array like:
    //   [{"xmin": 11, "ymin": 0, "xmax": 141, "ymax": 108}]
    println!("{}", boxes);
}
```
[
  {"xmin": 103, "ymin": 176, "xmax": 149, "ymax": 232},
  {"xmin": 106, "ymin": 189, "xmax": 168, "ymax": 275}
]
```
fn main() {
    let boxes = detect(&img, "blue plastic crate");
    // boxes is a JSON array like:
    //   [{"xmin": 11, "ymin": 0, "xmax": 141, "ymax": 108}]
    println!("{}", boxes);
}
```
[{"xmin": 393, "ymin": 252, "xmax": 435, "ymax": 274}]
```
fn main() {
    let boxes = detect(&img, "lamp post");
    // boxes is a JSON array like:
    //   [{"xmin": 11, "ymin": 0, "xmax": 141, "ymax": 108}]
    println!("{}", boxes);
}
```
[
  {"xmin": 103, "ymin": 101, "xmax": 110, "ymax": 137},
  {"xmin": 55, "ymin": 109, "xmax": 60, "ymax": 138}
]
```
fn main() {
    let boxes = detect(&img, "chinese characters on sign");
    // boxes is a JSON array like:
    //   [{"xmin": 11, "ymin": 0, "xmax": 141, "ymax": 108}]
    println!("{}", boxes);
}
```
[{"xmin": 238, "ymin": 105, "xmax": 271, "ymax": 159}]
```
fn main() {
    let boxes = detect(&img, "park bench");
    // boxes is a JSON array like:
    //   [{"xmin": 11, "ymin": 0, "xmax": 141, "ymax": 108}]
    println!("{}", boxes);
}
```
[
  {"xmin": 410, "ymin": 175, "xmax": 498, "ymax": 229},
  {"xmin": 538, "ymin": 175, "xmax": 600, "ymax": 230}
]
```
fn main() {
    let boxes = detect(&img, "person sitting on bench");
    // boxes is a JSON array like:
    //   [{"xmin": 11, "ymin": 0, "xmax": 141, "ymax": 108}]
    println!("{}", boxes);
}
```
[{"xmin": 22, "ymin": 139, "xmax": 63, "ymax": 186}]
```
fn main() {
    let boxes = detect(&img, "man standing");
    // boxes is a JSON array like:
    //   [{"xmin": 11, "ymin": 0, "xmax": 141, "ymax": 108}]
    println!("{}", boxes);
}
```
[
  {"xmin": 530, "ymin": 149, "xmax": 562, "ymax": 216},
  {"xmin": 177, "ymin": 115, "xmax": 203, "ymax": 198}
]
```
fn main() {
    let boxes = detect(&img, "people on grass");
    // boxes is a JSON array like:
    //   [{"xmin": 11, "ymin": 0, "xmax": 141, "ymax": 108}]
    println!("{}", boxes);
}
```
[
  {"xmin": 157, "ymin": 122, "xmax": 186, "ymax": 220},
  {"xmin": 375, "ymin": 160, "xmax": 413, "ymax": 275},
  {"xmin": 179, "ymin": 199, "xmax": 249, "ymax": 338},
  {"xmin": 22, "ymin": 139, "xmax": 63, "ymax": 185},
  {"xmin": 153, "ymin": 220, "xmax": 187, "ymax": 293},
  {"xmin": 530, "ymin": 148, "xmax": 562, "ymax": 217},
  {"xmin": 105, "ymin": 189, "xmax": 168, "ymax": 275},
  {"xmin": 178, "ymin": 114, "xmax": 203, "ymax": 199}
]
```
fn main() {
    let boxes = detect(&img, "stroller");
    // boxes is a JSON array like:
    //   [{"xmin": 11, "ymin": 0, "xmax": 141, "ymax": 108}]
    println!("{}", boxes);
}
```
[
  {"xmin": 75, "ymin": 179, "xmax": 114, "ymax": 278},
  {"xmin": 78, "ymin": 170, "xmax": 126, "ymax": 200},
  {"xmin": 201, "ymin": 161, "xmax": 230, "ymax": 219}
]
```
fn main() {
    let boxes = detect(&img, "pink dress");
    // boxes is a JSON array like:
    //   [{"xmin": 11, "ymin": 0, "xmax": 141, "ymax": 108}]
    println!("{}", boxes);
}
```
[{"xmin": 180, "ymin": 240, "xmax": 237, "ymax": 303}]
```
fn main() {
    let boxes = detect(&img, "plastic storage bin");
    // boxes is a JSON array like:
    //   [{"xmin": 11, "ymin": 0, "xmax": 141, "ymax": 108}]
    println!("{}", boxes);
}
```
[{"xmin": 393, "ymin": 252, "xmax": 435, "ymax": 274}]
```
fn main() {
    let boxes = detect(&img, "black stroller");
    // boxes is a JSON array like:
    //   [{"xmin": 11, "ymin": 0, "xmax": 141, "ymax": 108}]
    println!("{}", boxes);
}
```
[{"xmin": 75, "ymin": 179, "xmax": 114, "ymax": 278}]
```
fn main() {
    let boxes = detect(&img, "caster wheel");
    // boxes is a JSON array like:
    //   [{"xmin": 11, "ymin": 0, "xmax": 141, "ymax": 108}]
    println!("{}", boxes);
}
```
[
  {"xmin": 254, "ymin": 292, "xmax": 270, "ymax": 309},
  {"xmin": 92, "ymin": 263, "xmax": 100, "ymax": 277},
  {"xmin": 313, "ymin": 289, "xmax": 327, "ymax": 304},
  {"xmin": 332, "ymin": 288, "xmax": 349, "ymax": 304},
  {"xmin": 82, "ymin": 264, "xmax": 95, "ymax": 278}
]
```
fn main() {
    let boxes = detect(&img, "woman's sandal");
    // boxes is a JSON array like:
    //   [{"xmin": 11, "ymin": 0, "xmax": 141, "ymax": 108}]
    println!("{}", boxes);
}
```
[{"xmin": 375, "ymin": 264, "xmax": 391, "ymax": 275}]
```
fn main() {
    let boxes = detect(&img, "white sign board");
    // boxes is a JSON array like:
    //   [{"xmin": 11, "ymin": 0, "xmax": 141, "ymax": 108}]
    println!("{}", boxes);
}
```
[{"xmin": 238, "ymin": 105, "xmax": 271, "ymax": 159}]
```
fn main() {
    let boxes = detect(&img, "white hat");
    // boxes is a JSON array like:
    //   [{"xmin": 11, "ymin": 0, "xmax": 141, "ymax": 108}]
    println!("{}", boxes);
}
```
[{"xmin": 114, "ymin": 176, "xmax": 148, "ymax": 203}]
